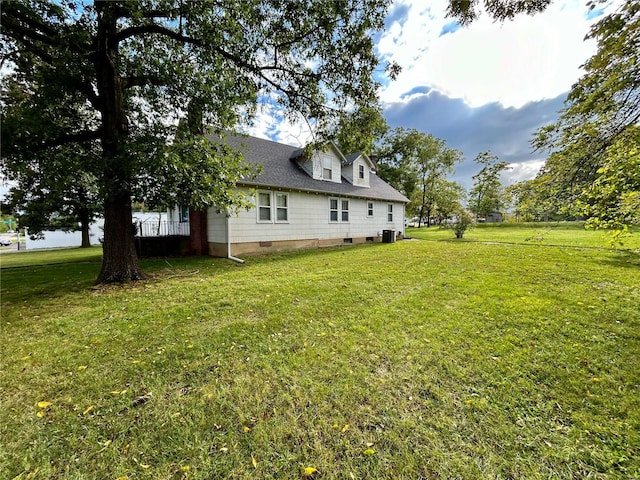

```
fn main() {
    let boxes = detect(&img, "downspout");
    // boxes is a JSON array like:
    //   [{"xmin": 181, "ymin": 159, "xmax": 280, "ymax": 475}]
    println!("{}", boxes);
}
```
[{"xmin": 225, "ymin": 212, "xmax": 245, "ymax": 264}]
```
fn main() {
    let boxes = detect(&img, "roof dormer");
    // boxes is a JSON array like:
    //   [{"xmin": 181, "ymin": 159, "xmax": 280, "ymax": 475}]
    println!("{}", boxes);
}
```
[
  {"xmin": 294, "ymin": 143, "xmax": 345, "ymax": 183},
  {"xmin": 343, "ymin": 153, "xmax": 374, "ymax": 188}
]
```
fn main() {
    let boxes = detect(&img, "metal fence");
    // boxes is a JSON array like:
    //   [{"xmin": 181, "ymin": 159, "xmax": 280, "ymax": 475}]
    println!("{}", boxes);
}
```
[{"xmin": 135, "ymin": 221, "xmax": 189, "ymax": 237}]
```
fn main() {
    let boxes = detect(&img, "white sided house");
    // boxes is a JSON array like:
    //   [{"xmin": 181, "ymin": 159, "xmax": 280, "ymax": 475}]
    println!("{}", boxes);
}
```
[{"xmin": 169, "ymin": 134, "xmax": 409, "ymax": 259}]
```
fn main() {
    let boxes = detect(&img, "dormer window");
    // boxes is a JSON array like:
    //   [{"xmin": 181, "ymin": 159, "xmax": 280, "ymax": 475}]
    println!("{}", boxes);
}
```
[
  {"xmin": 323, "ymin": 156, "xmax": 332, "ymax": 180},
  {"xmin": 358, "ymin": 164, "xmax": 365, "ymax": 179}
]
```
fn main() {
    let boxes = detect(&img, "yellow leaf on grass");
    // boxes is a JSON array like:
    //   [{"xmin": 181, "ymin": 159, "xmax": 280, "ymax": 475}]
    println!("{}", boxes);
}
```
[
  {"xmin": 341, "ymin": 424, "xmax": 350, "ymax": 433},
  {"xmin": 103, "ymin": 440, "xmax": 112, "ymax": 447},
  {"xmin": 303, "ymin": 467, "xmax": 318, "ymax": 476},
  {"xmin": 37, "ymin": 401, "xmax": 52, "ymax": 408},
  {"xmin": 363, "ymin": 448, "xmax": 375, "ymax": 455},
  {"xmin": 77, "ymin": 365, "xmax": 87, "ymax": 371},
  {"xmin": 36, "ymin": 411, "xmax": 45, "ymax": 418},
  {"xmin": 83, "ymin": 405, "xmax": 94, "ymax": 415},
  {"xmin": 251, "ymin": 454, "xmax": 258, "ymax": 469}
]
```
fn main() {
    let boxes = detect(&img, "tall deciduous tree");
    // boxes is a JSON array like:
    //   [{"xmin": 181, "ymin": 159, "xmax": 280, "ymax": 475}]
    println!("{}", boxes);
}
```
[
  {"xmin": 377, "ymin": 128, "xmax": 463, "ymax": 227},
  {"xmin": 1, "ymin": 74, "xmax": 101, "ymax": 247},
  {"xmin": 1, "ymin": 1, "xmax": 395, "ymax": 283},
  {"xmin": 469, "ymin": 151, "xmax": 509, "ymax": 218},
  {"xmin": 532, "ymin": 0, "xmax": 640, "ymax": 235},
  {"xmin": 433, "ymin": 179, "xmax": 467, "ymax": 225}
]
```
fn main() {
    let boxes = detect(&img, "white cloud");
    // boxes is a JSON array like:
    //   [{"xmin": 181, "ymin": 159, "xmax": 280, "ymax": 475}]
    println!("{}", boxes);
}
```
[
  {"xmin": 502, "ymin": 159, "xmax": 546, "ymax": 185},
  {"xmin": 378, "ymin": 0, "xmax": 619, "ymax": 108},
  {"xmin": 241, "ymin": 102, "xmax": 313, "ymax": 147}
]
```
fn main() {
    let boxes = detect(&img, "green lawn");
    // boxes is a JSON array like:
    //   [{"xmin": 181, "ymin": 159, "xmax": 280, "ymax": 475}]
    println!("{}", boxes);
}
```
[
  {"xmin": 1, "ymin": 227, "xmax": 639, "ymax": 479},
  {"xmin": 407, "ymin": 221, "xmax": 640, "ymax": 250}
]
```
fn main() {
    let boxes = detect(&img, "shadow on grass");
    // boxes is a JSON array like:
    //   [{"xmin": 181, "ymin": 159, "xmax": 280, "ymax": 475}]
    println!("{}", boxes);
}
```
[
  {"xmin": 1, "ymin": 242, "xmax": 399, "ymax": 308},
  {"xmin": 593, "ymin": 249, "xmax": 640, "ymax": 270},
  {"xmin": 1, "ymin": 261, "xmax": 103, "ymax": 306}
]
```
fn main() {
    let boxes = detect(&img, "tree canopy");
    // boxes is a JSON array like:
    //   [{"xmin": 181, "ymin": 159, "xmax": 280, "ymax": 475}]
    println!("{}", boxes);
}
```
[
  {"xmin": 469, "ymin": 152, "xmax": 509, "ymax": 218},
  {"xmin": 1, "ymin": 0, "xmax": 395, "ymax": 282},
  {"xmin": 531, "ymin": 0, "xmax": 639, "ymax": 236},
  {"xmin": 446, "ymin": 0, "xmax": 552, "ymax": 25},
  {"xmin": 376, "ymin": 128, "xmax": 463, "ymax": 227}
]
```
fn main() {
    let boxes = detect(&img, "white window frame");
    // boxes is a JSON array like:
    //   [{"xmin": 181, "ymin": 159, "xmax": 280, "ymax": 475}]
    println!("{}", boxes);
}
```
[
  {"xmin": 275, "ymin": 192, "xmax": 289, "ymax": 223},
  {"xmin": 322, "ymin": 155, "xmax": 333, "ymax": 180},
  {"xmin": 387, "ymin": 204, "xmax": 393, "ymax": 222},
  {"xmin": 329, "ymin": 198, "xmax": 339, "ymax": 223},
  {"xmin": 257, "ymin": 191, "xmax": 272, "ymax": 223},
  {"xmin": 341, "ymin": 199, "xmax": 350, "ymax": 222},
  {"xmin": 358, "ymin": 164, "xmax": 365, "ymax": 179},
  {"xmin": 367, "ymin": 201, "xmax": 374, "ymax": 218}
]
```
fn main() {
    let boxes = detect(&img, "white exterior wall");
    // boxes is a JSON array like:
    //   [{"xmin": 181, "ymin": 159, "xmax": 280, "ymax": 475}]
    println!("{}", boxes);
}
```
[
  {"xmin": 207, "ymin": 208, "xmax": 228, "ymax": 244},
  {"xmin": 227, "ymin": 187, "xmax": 405, "ymax": 244}
]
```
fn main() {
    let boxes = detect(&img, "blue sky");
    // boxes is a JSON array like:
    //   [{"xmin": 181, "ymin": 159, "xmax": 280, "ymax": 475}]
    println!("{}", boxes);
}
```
[{"xmin": 253, "ymin": 0, "xmax": 621, "ymax": 190}]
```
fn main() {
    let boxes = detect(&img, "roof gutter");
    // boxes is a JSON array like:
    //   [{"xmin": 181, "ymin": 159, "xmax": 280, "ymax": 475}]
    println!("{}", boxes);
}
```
[{"xmin": 225, "ymin": 213, "xmax": 245, "ymax": 264}]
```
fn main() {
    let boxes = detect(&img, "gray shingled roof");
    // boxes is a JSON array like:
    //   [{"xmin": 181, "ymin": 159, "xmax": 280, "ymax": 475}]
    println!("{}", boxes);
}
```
[{"xmin": 218, "ymin": 134, "xmax": 409, "ymax": 203}]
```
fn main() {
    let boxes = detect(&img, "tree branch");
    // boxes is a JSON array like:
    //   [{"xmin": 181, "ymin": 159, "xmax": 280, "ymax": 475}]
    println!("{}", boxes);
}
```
[
  {"xmin": 122, "ymin": 75, "xmax": 164, "ymax": 90},
  {"xmin": 38, "ymin": 130, "xmax": 102, "ymax": 151},
  {"xmin": 1, "ymin": 4, "xmax": 89, "ymax": 55},
  {"xmin": 115, "ymin": 24, "xmax": 201, "ymax": 45}
]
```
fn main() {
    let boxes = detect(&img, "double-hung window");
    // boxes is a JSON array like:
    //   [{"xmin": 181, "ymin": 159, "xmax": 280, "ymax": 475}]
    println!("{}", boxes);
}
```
[
  {"xmin": 367, "ymin": 201, "xmax": 374, "ymax": 218},
  {"xmin": 275, "ymin": 193, "xmax": 288, "ymax": 222},
  {"xmin": 257, "ymin": 192, "xmax": 272, "ymax": 222},
  {"xmin": 330, "ymin": 198, "xmax": 349, "ymax": 222},
  {"xmin": 358, "ymin": 164, "xmax": 365, "ymax": 179},
  {"xmin": 341, "ymin": 200, "xmax": 349, "ymax": 222},
  {"xmin": 329, "ymin": 198, "xmax": 339, "ymax": 222},
  {"xmin": 257, "ymin": 191, "xmax": 289, "ymax": 223},
  {"xmin": 322, "ymin": 155, "xmax": 333, "ymax": 180},
  {"xmin": 387, "ymin": 204, "xmax": 393, "ymax": 222}
]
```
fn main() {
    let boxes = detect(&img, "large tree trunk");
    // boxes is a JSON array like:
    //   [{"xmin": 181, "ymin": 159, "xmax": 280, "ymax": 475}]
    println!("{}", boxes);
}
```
[
  {"xmin": 97, "ymin": 191, "xmax": 146, "ymax": 283},
  {"xmin": 80, "ymin": 208, "xmax": 91, "ymax": 248},
  {"xmin": 94, "ymin": 2, "xmax": 146, "ymax": 283}
]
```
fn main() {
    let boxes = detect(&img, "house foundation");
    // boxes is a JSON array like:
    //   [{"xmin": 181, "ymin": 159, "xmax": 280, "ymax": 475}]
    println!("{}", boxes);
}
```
[{"xmin": 208, "ymin": 235, "xmax": 386, "ymax": 258}]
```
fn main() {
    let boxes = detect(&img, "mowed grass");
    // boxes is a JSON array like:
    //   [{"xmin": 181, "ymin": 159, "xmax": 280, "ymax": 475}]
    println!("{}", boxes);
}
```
[
  {"xmin": 1, "ymin": 227, "xmax": 639, "ymax": 479},
  {"xmin": 407, "ymin": 221, "xmax": 640, "ymax": 250}
]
